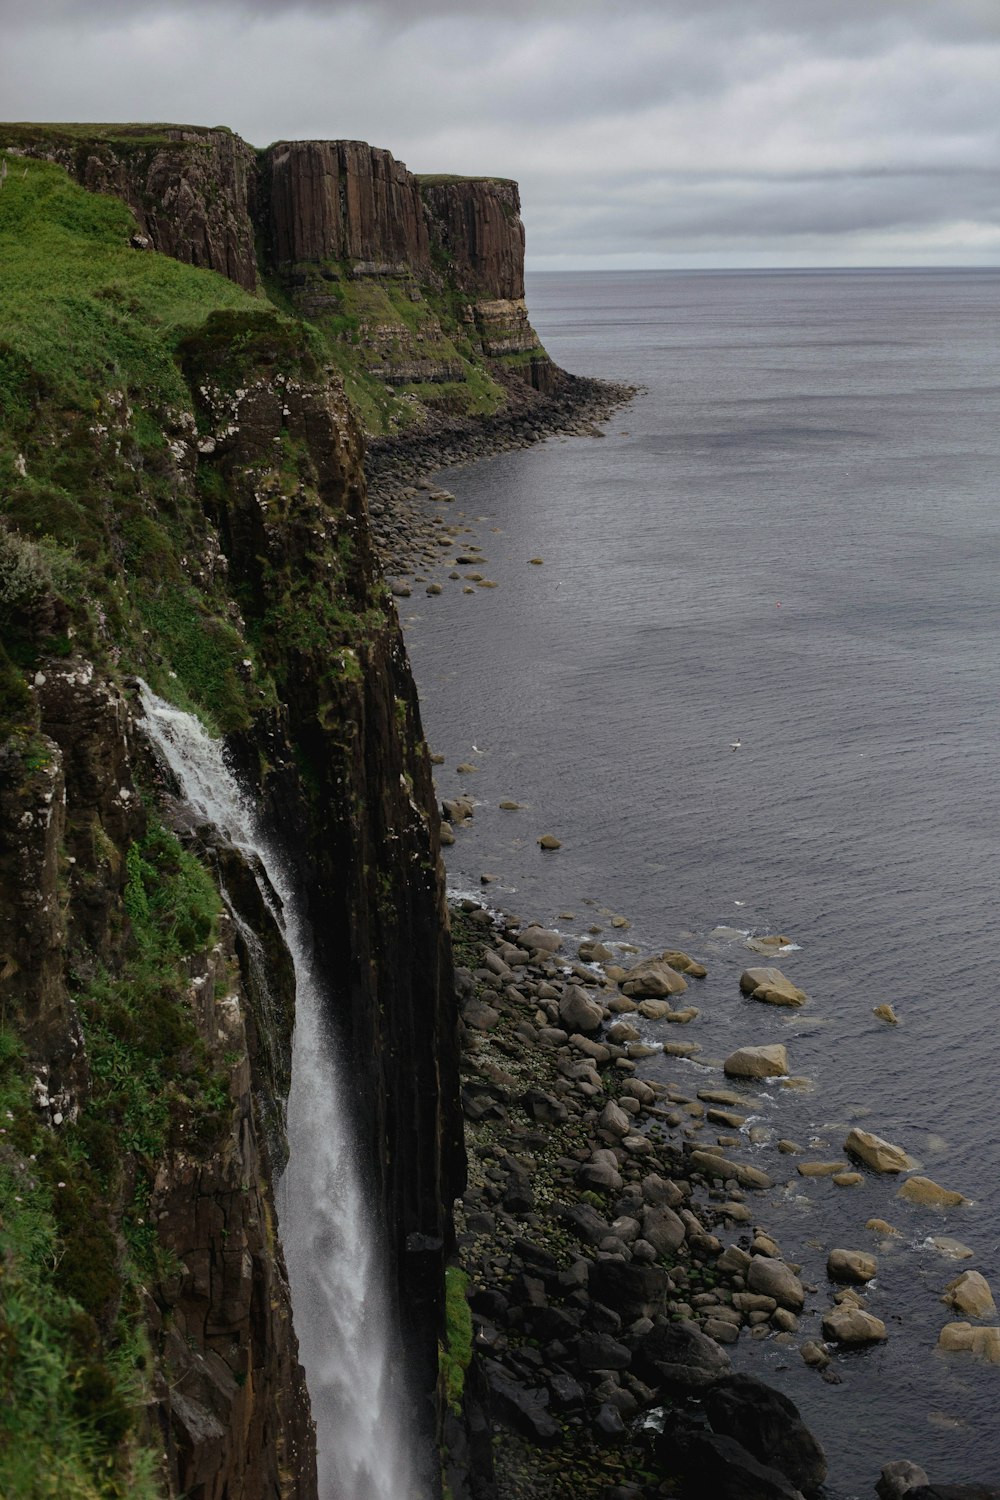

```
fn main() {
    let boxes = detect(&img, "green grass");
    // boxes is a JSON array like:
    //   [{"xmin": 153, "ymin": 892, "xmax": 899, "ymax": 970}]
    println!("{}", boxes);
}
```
[{"xmin": 439, "ymin": 1266, "xmax": 473, "ymax": 1415}]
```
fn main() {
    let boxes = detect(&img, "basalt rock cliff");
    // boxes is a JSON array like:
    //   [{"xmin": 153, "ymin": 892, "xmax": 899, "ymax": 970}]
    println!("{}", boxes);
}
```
[
  {"xmin": 4, "ymin": 124, "xmax": 560, "ymax": 434},
  {"xmin": 0, "ymin": 143, "xmax": 469, "ymax": 1499}
]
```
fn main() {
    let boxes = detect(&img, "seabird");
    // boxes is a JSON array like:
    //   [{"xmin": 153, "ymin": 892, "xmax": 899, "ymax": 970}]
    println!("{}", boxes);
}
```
[{"xmin": 730, "ymin": 738, "xmax": 742, "ymax": 751}]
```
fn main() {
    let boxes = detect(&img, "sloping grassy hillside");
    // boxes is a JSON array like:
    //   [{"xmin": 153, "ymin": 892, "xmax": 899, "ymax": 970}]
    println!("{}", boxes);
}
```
[{"xmin": 0, "ymin": 157, "xmax": 289, "ymax": 735}]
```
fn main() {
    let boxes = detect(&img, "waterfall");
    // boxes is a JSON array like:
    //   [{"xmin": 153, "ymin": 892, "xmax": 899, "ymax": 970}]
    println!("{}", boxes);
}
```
[{"xmin": 138, "ymin": 684, "xmax": 417, "ymax": 1500}]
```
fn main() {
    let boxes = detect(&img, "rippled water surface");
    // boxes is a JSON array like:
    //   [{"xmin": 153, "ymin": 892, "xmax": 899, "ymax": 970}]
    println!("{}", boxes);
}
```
[{"xmin": 403, "ymin": 269, "xmax": 1000, "ymax": 1496}]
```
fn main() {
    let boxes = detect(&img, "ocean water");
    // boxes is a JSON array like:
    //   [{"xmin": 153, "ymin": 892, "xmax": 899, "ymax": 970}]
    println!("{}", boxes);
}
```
[{"xmin": 402, "ymin": 269, "xmax": 1000, "ymax": 1496}]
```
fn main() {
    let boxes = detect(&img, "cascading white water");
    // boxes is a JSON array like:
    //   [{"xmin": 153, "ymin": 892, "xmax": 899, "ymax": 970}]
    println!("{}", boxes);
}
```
[{"xmin": 138, "ymin": 684, "xmax": 417, "ymax": 1500}]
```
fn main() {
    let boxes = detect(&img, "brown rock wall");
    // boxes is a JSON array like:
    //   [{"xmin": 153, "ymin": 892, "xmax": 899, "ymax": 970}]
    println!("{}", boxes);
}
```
[
  {"xmin": 265, "ymin": 139, "xmax": 431, "ymax": 271},
  {"xmin": 421, "ymin": 177, "xmax": 526, "ymax": 300}
]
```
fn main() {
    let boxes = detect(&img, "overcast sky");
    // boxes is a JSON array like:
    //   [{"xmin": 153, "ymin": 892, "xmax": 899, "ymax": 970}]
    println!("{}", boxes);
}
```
[{"xmin": 2, "ymin": 0, "xmax": 997, "ymax": 268}]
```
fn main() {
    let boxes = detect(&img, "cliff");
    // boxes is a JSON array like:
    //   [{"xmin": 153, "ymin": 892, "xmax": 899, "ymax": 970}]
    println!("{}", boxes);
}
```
[
  {"xmin": 2, "ymin": 124, "xmax": 559, "ymax": 435},
  {"xmin": 0, "ymin": 155, "xmax": 462, "ymax": 1498}
]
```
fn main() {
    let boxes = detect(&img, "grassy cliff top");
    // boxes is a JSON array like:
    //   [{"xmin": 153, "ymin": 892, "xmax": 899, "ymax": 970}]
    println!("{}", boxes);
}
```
[
  {"xmin": 0, "ymin": 122, "xmax": 236, "ymax": 148},
  {"xmin": 417, "ymin": 172, "xmax": 517, "ymax": 187}
]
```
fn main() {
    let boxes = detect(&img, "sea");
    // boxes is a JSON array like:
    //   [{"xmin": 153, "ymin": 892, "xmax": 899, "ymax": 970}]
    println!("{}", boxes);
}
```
[{"xmin": 402, "ymin": 268, "xmax": 1000, "ymax": 1496}]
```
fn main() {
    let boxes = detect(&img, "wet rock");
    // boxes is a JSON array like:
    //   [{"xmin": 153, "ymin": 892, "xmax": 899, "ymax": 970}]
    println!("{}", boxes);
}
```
[
  {"xmin": 660, "ymin": 949, "xmax": 708, "ymax": 977},
  {"xmin": 821, "ymin": 1305, "xmax": 887, "ymax": 1344},
  {"xmin": 641, "ymin": 1204, "xmax": 687, "ymax": 1256},
  {"xmin": 844, "ymin": 1127, "xmax": 912, "ymax": 1173},
  {"xmin": 622, "ymin": 956, "xmax": 689, "ymax": 998},
  {"xmin": 739, "ymin": 968, "xmax": 808, "ymax": 1007},
  {"xmin": 873, "ymin": 1003, "xmax": 899, "ymax": 1024},
  {"xmin": 537, "ymin": 834, "xmax": 562, "ymax": 850},
  {"xmin": 724, "ymin": 1045, "xmax": 789, "ymax": 1079},
  {"xmin": 942, "ymin": 1271, "xmax": 996, "ymax": 1319},
  {"xmin": 747, "ymin": 1257, "xmax": 805, "ymax": 1312},
  {"xmin": 579, "ymin": 939, "xmax": 615, "ymax": 963},
  {"xmin": 876, "ymin": 1460, "xmax": 931, "ymax": 1499},
  {"xmin": 705, "ymin": 1373, "xmax": 827, "ymax": 1493},
  {"xmin": 827, "ymin": 1249, "xmax": 878, "ymax": 1284},
  {"xmin": 896, "ymin": 1175, "xmax": 968, "ymax": 1207},
  {"xmin": 937, "ymin": 1323, "xmax": 1000, "ymax": 1362}
]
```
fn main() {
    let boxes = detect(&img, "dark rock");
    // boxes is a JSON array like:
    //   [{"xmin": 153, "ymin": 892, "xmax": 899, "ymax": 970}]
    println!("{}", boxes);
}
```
[
  {"xmin": 548, "ymin": 1371, "xmax": 586, "ymax": 1411},
  {"xmin": 667, "ymin": 1430, "xmax": 807, "ymax": 1500},
  {"xmin": 635, "ymin": 1321, "xmax": 732, "ymax": 1391},
  {"xmin": 587, "ymin": 1260, "xmax": 670, "ymax": 1321},
  {"xmin": 559, "ymin": 1201, "xmax": 612, "ymax": 1246},
  {"xmin": 593, "ymin": 1403, "xmax": 628, "ymax": 1445},
  {"xmin": 576, "ymin": 1332, "xmax": 632, "ymax": 1371},
  {"xmin": 705, "ymin": 1374, "xmax": 827, "ymax": 1493},
  {"xmin": 481, "ymin": 1360, "xmax": 561, "ymax": 1446}
]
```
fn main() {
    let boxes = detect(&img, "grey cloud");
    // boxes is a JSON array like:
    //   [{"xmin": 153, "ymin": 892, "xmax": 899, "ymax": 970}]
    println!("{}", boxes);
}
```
[{"xmin": 0, "ymin": 0, "xmax": 996, "ymax": 266}]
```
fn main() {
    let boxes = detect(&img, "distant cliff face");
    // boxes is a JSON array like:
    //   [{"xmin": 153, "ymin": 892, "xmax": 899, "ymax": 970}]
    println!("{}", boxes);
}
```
[
  {"xmin": 266, "ymin": 139, "xmax": 431, "ymax": 273},
  {"xmin": 1, "ymin": 123, "xmax": 555, "ymax": 431},
  {"xmin": 420, "ymin": 177, "xmax": 525, "ymax": 301}
]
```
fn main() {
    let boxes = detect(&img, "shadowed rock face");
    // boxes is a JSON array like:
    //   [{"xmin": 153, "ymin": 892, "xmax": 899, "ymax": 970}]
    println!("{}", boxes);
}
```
[
  {"xmin": 420, "ymin": 178, "xmax": 525, "ymax": 301},
  {"xmin": 265, "ymin": 138, "xmax": 432, "ymax": 272}
]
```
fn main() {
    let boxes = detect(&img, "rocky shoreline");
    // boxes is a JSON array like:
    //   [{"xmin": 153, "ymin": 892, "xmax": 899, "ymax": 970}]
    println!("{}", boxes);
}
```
[
  {"xmin": 365, "ymin": 372, "xmax": 638, "ymax": 582},
  {"xmin": 443, "ymin": 901, "xmax": 998, "ymax": 1500},
  {"xmin": 361, "ymin": 406, "xmax": 998, "ymax": 1500}
]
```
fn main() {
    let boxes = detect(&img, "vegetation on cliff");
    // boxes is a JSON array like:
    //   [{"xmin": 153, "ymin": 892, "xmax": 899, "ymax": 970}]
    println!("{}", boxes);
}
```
[{"xmin": 1, "ymin": 144, "xmax": 462, "ymax": 1498}]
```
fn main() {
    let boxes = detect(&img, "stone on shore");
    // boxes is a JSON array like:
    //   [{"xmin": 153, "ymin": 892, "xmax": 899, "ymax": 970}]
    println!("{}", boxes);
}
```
[
  {"xmin": 537, "ymin": 833, "xmax": 562, "ymax": 849},
  {"xmin": 821, "ymin": 1305, "xmax": 887, "ymax": 1344},
  {"xmin": 660, "ymin": 949, "xmax": 708, "ymax": 977},
  {"xmin": 558, "ymin": 984, "xmax": 604, "ymax": 1034},
  {"xmin": 724, "ymin": 1044, "xmax": 789, "ymax": 1079},
  {"xmin": 739, "ymin": 967, "xmax": 808, "ymax": 1007},
  {"xmin": 827, "ymin": 1248, "xmax": 878, "ymax": 1284},
  {"xmin": 942, "ymin": 1271, "xmax": 996, "ymax": 1319},
  {"xmin": 621, "ymin": 956, "xmax": 689, "ymax": 998},
  {"xmin": 636, "ymin": 1320, "xmax": 732, "ymax": 1391},
  {"xmin": 896, "ymin": 1175, "xmax": 968, "ymax": 1207},
  {"xmin": 844, "ymin": 1127, "xmax": 912, "ymax": 1173},
  {"xmin": 705, "ymin": 1373, "xmax": 827, "ymax": 1493},
  {"xmin": 746, "ymin": 1256, "xmax": 805, "ymax": 1312},
  {"xmin": 929, "ymin": 1237, "xmax": 974, "ymax": 1260}
]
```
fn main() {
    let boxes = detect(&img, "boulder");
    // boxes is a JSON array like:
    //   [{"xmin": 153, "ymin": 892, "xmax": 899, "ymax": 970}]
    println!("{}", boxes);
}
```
[
  {"xmin": 587, "ymin": 1259, "xmax": 670, "ymax": 1320},
  {"xmin": 670, "ymin": 1430, "xmax": 809, "ymax": 1500},
  {"xmin": 599, "ymin": 1100, "xmax": 632, "ymax": 1137},
  {"xmin": 724, "ymin": 1045, "xmax": 788, "ymax": 1079},
  {"xmin": 876, "ymin": 1461, "xmax": 931, "ymax": 1499},
  {"xmin": 636, "ymin": 1320, "xmax": 732, "ymax": 1391},
  {"xmin": 661, "ymin": 949, "xmax": 708, "ymax": 977},
  {"xmin": 739, "ymin": 968, "xmax": 808, "ymax": 1007},
  {"xmin": 747, "ymin": 1257, "xmax": 805, "ymax": 1312},
  {"xmin": 705, "ymin": 1373, "xmax": 827, "ymax": 1493},
  {"xmin": 558, "ymin": 985, "xmax": 604, "ymax": 1034},
  {"xmin": 481, "ymin": 1360, "xmax": 560, "ymax": 1445},
  {"xmin": 844, "ymin": 1128, "xmax": 912, "ymax": 1173},
  {"xmin": 942, "ymin": 1271, "xmax": 996, "ymax": 1319},
  {"xmin": 621, "ymin": 957, "xmax": 689, "ymax": 999},
  {"xmin": 827, "ymin": 1249, "xmax": 878, "ymax": 1284},
  {"xmin": 873, "ymin": 1003, "xmax": 899, "ymax": 1024},
  {"xmin": 579, "ymin": 939, "xmax": 614, "ymax": 963},
  {"xmin": 641, "ymin": 1204, "xmax": 687, "ymax": 1256},
  {"xmin": 520, "ymin": 925, "xmax": 562, "ymax": 953},
  {"xmin": 821, "ymin": 1305, "xmax": 887, "ymax": 1344},
  {"xmin": 896, "ymin": 1175, "xmax": 968, "ymax": 1207},
  {"xmin": 937, "ymin": 1323, "xmax": 1000, "ymax": 1363},
  {"xmin": 745, "ymin": 934, "xmax": 793, "ymax": 954}
]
